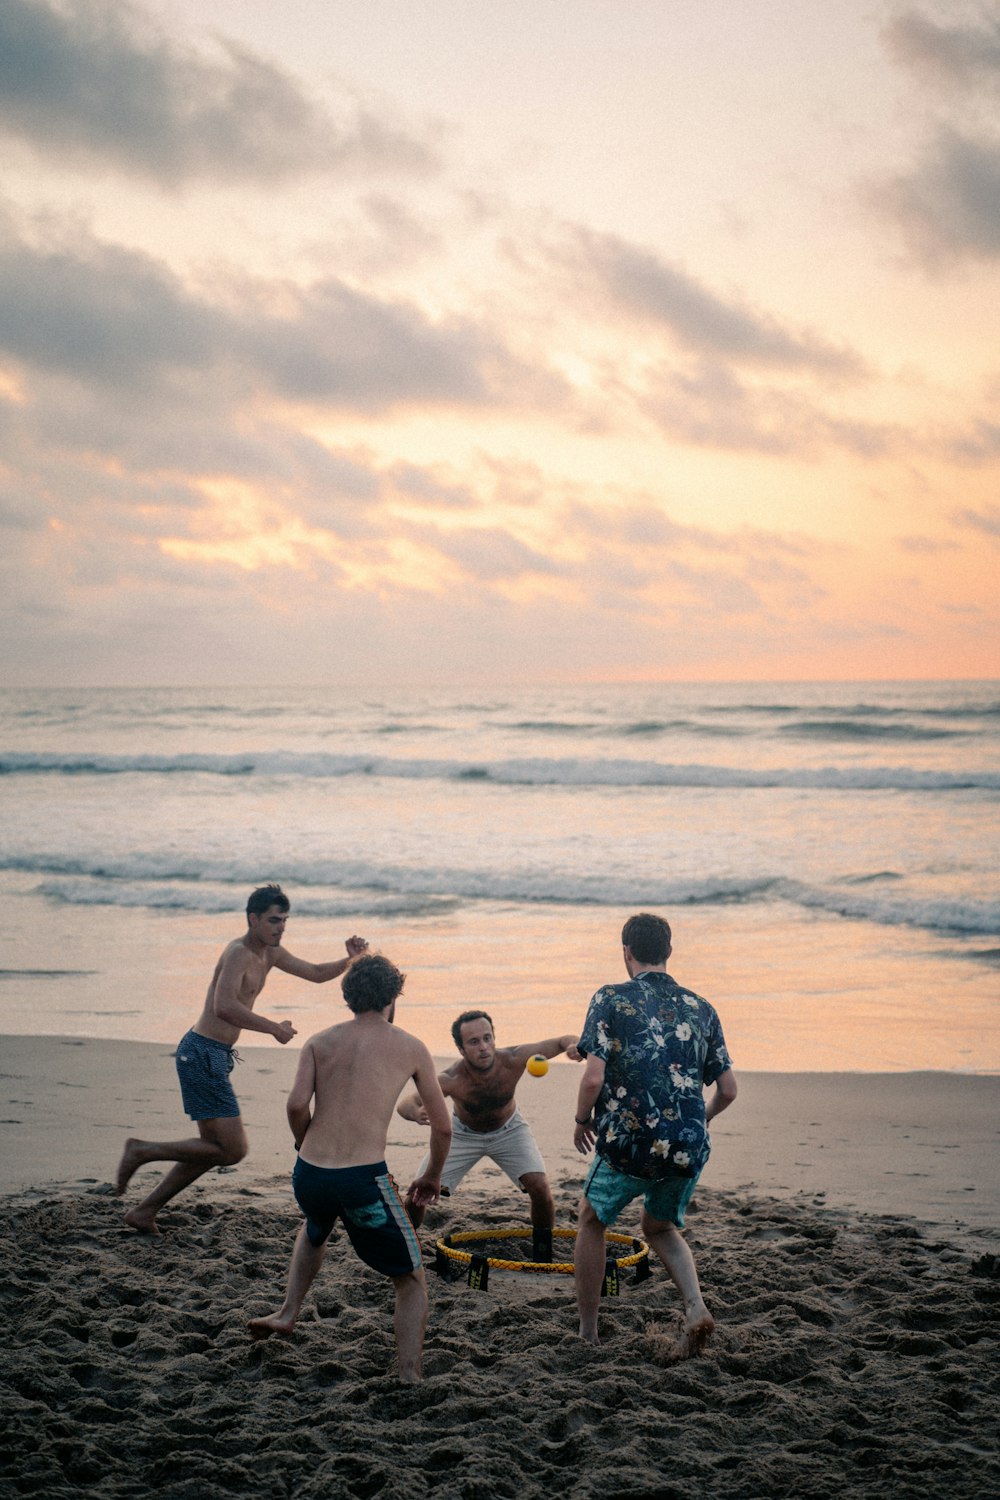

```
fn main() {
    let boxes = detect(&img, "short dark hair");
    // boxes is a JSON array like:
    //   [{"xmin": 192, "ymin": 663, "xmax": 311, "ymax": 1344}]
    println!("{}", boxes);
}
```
[
  {"xmin": 451, "ymin": 1009, "xmax": 494, "ymax": 1050},
  {"xmin": 246, "ymin": 884, "xmax": 290, "ymax": 921},
  {"xmin": 342, "ymin": 954, "xmax": 406, "ymax": 1015},
  {"xmin": 621, "ymin": 912, "xmax": 672, "ymax": 965}
]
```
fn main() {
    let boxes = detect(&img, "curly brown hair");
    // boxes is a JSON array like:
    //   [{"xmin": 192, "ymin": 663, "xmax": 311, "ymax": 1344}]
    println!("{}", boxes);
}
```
[{"xmin": 341, "ymin": 953, "xmax": 406, "ymax": 1014}]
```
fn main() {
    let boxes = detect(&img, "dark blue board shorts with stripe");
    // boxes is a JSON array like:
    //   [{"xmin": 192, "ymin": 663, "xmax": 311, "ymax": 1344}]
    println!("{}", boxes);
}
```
[{"xmin": 293, "ymin": 1157, "xmax": 422, "ymax": 1277}]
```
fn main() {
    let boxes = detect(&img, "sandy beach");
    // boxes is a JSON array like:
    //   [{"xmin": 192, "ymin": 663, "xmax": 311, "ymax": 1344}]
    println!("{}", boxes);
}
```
[{"xmin": 2, "ymin": 1035, "xmax": 999, "ymax": 1498}]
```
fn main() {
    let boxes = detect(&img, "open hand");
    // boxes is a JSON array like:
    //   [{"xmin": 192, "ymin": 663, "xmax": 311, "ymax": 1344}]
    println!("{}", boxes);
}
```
[{"xmin": 407, "ymin": 1174, "xmax": 441, "ymax": 1208}]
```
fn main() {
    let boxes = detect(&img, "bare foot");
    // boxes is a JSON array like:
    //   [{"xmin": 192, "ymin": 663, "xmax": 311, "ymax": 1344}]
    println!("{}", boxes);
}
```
[
  {"xmin": 123, "ymin": 1206, "xmax": 162, "ymax": 1235},
  {"xmin": 578, "ymin": 1322, "xmax": 600, "ymax": 1346},
  {"xmin": 247, "ymin": 1315, "xmax": 295, "ymax": 1342},
  {"xmin": 397, "ymin": 1364, "xmax": 423, "ymax": 1384},
  {"xmin": 670, "ymin": 1308, "xmax": 715, "ymax": 1361},
  {"xmin": 115, "ymin": 1139, "xmax": 146, "ymax": 1197}
]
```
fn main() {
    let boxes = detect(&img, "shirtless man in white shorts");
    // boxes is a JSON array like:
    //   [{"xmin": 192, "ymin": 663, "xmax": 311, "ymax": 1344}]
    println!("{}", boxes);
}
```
[{"xmin": 396, "ymin": 1010, "xmax": 581, "ymax": 1261}]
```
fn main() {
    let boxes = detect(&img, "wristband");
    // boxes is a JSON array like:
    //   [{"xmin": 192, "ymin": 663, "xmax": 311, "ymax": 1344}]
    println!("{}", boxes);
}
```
[{"xmin": 574, "ymin": 1114, "xmax": 593, "ymax": 1126}]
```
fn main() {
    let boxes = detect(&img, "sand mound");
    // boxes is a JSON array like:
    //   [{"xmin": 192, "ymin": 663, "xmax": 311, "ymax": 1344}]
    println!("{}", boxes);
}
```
[{"xmin": 2, "ymin": 1177, "xmax": 998, "ymax": 1499}]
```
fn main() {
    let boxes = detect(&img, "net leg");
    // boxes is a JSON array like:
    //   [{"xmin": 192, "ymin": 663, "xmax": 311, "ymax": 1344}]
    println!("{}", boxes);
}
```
[
  {"xmin": 532, "ymin": 1227, "xmax": 553, "ymax": 1263},
  {"xmin": 467, "ymin": 1254, "xmax": 490, "ymax": 1291}
]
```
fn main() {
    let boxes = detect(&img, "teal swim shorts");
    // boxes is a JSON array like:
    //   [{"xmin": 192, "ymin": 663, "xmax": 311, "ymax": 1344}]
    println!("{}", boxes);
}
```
[{"xmin": 584, "ymin": 1155, "xmax": 701, "ymax": 1228}]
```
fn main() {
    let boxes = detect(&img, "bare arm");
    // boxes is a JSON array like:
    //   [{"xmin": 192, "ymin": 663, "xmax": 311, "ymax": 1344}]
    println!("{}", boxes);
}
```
[
  {"xmin": 396, "ymin": 1071, "xmax": 454, "ymax": 1125},
  {"xmin": 513, "ymin": 1034, "xmax": 583, "ymax": 1064},
  {"xmin": 406, "ymin": 1048, "xmax": 452, "ymax": 1207},
  {"xmin": 705, "ymin": 1067, "xmax": 738, "ymax": 1124},
  {"xmin": 573, "ymin": 1054, "xmax": 606, "ymax": 1153},
  {"xmin": 271, "ymin": 935, "xmax": 367, "ymax": 984},
  {"xmin": 212, "ymin": 948, "xmax": 296, "ymax": 1042},
  {"xmin": 286, "ymin": 1044, "xmax": 317, "ymax": 1150}
]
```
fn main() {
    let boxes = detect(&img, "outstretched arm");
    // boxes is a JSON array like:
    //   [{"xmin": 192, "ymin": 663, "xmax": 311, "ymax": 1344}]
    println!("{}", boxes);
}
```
[
  {"xmin": 272, "ymin": 935, "xmax": 367, "ymax": 984},
  {"xmin": 396, "ymin": 1070, "xmax": 453, "ymax": 1125},
  {"xmin": 513, "ymin": 1034, "xmax": 583, "ymax": 1064}
]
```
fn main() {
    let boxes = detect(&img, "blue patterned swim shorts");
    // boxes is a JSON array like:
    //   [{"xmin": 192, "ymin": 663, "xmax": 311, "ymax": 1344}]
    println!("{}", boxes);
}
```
[{"xmin": 175, "ymin": 1029, "xmax": 240, "ymax": 1121}]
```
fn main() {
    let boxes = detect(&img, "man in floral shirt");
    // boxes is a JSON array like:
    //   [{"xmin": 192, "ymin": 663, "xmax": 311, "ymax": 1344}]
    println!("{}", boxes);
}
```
[{"xmin": 573, "ymin": 912, "xmax": 737, "ymax": 1354}]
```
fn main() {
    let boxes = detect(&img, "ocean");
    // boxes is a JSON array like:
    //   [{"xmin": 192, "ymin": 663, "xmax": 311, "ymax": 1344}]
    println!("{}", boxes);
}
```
[{"xmin": 1, "ymin": 681, "xmax": 997, "ymax": 1072}]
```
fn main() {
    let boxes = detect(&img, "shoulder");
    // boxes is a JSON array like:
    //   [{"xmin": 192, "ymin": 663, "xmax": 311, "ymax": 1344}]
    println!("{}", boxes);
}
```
[
  {"xmin": 305, "ymin": 1024, "xmax": 341, "ymax": 1052},
  {"xmin": 669, "ymin": 981, "xmax": 715, "ymax": 1015},
  {"xmin": 400, "ymin": 1030, "xmax": 439, "ymax": 1065},
  {"xmin": 588, "ymin": 981, "xmax": 626, "ymax": 1007},
  {"xmin": 221, "ymin": 936, "xmax": 252, "ymax": 964}
]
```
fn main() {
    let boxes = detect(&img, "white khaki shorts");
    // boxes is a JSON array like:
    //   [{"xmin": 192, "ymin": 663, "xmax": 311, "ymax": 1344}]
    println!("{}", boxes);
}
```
[{"xmin": 417, "ymin": 1107, "xmax": 545, "ymax": 1193}]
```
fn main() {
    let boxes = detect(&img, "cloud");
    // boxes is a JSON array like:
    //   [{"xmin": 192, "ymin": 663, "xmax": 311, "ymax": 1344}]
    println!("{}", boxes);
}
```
[
  {"xmin": 563, "ymin": 228, "xmax": 865, "ymax": 377},
  {"xmin": 876, "ymin": 10, "xmax": 1000, "ymax": 266},
  {"xmin": 878, "ymin": 126, "xmax": 1000, "ymax": 266},
  {"xmin": 0, "ymin": 231, "xmax": 218, "ymax": 385},
  {"xmin": 896, "ymin": 533, "xmax": 959, "ymax": 555},
  {"xmin": 952, "ymin": 503, "xmax": 1000, "ymax": 541},
  {"xmin": 0, "ymin": 0, "xmax": 436, "ymax": 186},
  {"xmin": 425, "ymin": 526, "xmax": 563, "ymax": 583},
  {"xmin": 885, "ymin": 11, "xmax": 1000, "ymax": 94},
  {"xmin": 638, "ymin": 360, "xmax": 895, "ymax": 458},
  {"xmin": 0, "ymin": 217, "xmax": 563, "ymax": 414}
]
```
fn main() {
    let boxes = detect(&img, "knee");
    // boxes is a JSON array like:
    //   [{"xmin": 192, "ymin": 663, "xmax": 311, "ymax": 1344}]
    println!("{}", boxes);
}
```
[
  {"xmin": 640, "ymin": 1209, "xmax": 678, "ymax": 1240},
  {"xmin": 220, "ymin": 1137, "xmax": 248, "ymax": 1166},
  {"xmin": 525, "ymin": 1177, "xmax": 553, "ymax": 1208},
  {"xmin": 577, "ymin": 1197, "xmax": 603, "ymax": 1231},
  {"xmin": 394, "ymin": 1268, "xmax": 427, "ymax": 1300}
]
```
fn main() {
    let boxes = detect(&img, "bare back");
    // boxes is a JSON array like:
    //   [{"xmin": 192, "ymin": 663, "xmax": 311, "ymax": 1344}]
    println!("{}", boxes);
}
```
[{"xmin": 296, "ymin": 1015, "xmax": 439, "ymax": 1168}]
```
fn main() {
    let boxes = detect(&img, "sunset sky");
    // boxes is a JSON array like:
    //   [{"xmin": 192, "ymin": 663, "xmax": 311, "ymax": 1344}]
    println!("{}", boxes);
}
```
[{"xmin": 1, "ymin": 0, "xmax": 998, "ymax": 686}]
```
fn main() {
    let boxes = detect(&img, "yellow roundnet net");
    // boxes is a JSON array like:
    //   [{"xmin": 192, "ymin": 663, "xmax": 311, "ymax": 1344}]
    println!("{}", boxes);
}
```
[{"xmin": 433, "ymin": 1225, "xmax": 650, "ymax": 1276}]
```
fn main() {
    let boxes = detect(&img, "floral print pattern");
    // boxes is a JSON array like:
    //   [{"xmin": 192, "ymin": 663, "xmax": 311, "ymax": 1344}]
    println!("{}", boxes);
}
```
[{"xmin": 579, "ymin": 971, "xmax": 733, "ymax": 1179}]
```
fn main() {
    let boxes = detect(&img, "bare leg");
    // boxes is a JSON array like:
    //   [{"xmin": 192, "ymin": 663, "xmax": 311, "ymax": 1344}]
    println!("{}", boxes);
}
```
[
  {"xmin": 521, "ymin": 1172, "xmax": 555, "ymax": 1230},
  {"xmin": 641, "ymin": 1209, "xmax": 714, "ymax": 1358},
  {"xmin": 119, "ymin": 1116, "xmax": 248, "ymax": 1233},
  {"xmin": 391, "ymin": 1268, "xmax": 428, "ymax": 1383},
  {"xmin": 574, "ymin": 1196, "xmax": 608, "ymax": 1345},
  {"xmin": 248, "ymin": 1224, "xmax": 328, "ymax": 1340},
  {"xmin": 521, "ymin": 1172, "xmax": 555, "ymax": 1261}
]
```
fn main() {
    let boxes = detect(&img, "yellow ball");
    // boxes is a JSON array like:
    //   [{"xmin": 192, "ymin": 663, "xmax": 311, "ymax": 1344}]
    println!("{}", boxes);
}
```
[{"xmin": 526, "ymin": 1054, "xmax": 549, "ymax": 1077}]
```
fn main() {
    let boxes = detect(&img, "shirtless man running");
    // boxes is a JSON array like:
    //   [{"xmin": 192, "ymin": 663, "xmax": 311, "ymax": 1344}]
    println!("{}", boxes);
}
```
[
  {"xmin": 247, "ymin": 953, "xmax": 451, "ymax": 1383},
  {"xmin": 396, "ymin": 1010, "xmax": 581, "ymax": 1261},
  {"xmin": 115, "ymin": 883, "xmax": 366, "ymax": 1233}
]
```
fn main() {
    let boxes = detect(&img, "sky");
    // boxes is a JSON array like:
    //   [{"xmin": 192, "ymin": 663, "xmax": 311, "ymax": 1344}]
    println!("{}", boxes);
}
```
[{"xmin": 1, "ymin": 0, "xmax": 998, "ymax": 687}]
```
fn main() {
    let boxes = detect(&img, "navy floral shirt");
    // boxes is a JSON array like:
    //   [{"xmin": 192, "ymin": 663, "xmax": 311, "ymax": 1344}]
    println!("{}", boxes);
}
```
[{"xmin": 578, "ymin": 971, "xmax": 733, "ymax": 1179}]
